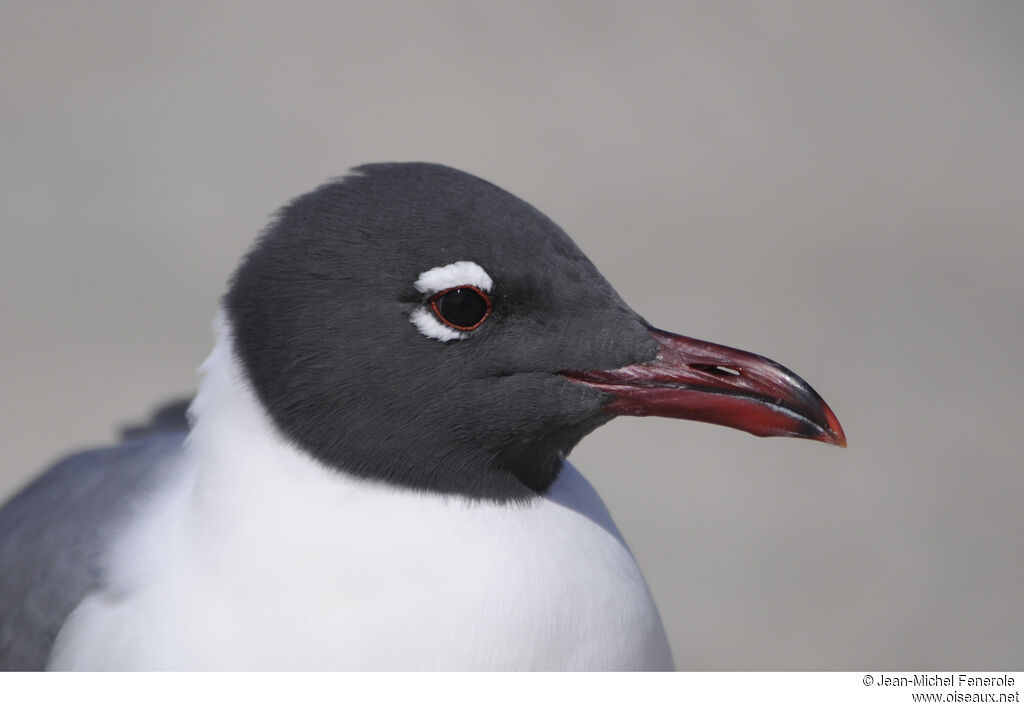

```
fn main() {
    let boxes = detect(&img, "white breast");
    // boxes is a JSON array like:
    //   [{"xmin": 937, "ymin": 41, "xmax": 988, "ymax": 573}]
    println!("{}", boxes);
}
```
[{"xmin": 49, "ymin": 317, "xmax": 673, "ymax": 670}]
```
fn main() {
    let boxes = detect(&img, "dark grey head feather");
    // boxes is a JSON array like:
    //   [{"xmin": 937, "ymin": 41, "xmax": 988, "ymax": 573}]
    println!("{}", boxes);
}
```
[{"xmin": 226, "ymin": 163, "xmax": 656, "ymax": 501}]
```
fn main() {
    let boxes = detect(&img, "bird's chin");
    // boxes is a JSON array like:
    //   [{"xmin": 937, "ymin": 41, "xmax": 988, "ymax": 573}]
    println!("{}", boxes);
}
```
[
  {"xmin": 492, "ymin": 411, "xmax": 615, "ymax": 498},
  {"xmin": 562, "ymin": 327, "xmax": 846, "ymax": 447}
]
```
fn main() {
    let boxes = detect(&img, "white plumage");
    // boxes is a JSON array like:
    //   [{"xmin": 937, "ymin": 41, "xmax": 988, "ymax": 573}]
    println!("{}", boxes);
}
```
[{"xmin": 50, "ymin": 313, "xmax": 673, "ymax": 670}]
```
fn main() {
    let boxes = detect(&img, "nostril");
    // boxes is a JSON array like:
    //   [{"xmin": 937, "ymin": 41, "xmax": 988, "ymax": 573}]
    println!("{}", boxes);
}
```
[{"xmin": 690, "ymin": 363, "xmax": 741, "ymax": 377}]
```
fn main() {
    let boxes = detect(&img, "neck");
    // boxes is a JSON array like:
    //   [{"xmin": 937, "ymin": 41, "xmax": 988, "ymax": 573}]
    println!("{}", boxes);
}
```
[{"xmin": 185, "ymin": 313, "xmax": 392, "ymax": 530}]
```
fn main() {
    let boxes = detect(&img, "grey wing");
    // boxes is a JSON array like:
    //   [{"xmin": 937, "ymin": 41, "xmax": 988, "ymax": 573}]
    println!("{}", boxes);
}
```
[{"xmin": 0, "ymin": 406, "xmax": 189, "ymax": 670}]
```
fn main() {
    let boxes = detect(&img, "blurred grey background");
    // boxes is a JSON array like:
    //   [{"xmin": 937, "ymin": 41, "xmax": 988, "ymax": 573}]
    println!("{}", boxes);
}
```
[{"xmin": 2, "ymin": 1, "xmax": 1021, "ymax": 669}]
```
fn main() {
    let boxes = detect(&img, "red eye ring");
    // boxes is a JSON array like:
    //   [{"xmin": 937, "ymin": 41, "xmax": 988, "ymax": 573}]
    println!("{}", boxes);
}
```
[{"xmin": 429, "ymin": 284, "xmax": 493, "ymax": 331}]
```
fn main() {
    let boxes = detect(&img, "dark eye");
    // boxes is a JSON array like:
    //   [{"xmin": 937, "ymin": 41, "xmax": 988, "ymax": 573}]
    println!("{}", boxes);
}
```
[{"xmin": 430, "ymin": 285, "xmax": 492, "ymax": 331}]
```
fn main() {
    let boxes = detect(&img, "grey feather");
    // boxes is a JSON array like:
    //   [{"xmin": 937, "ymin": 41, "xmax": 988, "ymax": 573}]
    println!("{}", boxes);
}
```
[
  {"xmin": 0, "ymin": 405, "xmax": 188, "ymax": 670},
  {"xmin": 118, "ymin": 398, "xmax": 191, "ymax": 441}
]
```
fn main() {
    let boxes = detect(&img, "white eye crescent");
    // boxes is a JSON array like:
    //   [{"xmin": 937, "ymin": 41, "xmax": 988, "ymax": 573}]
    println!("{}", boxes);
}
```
[
  {"xmin": 414, "ymin": 261, "xmax": 493, "ymax": 294},
  {"xmin": 410, "ymin": 261, "xmax": 494, "ymax": 341}
]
